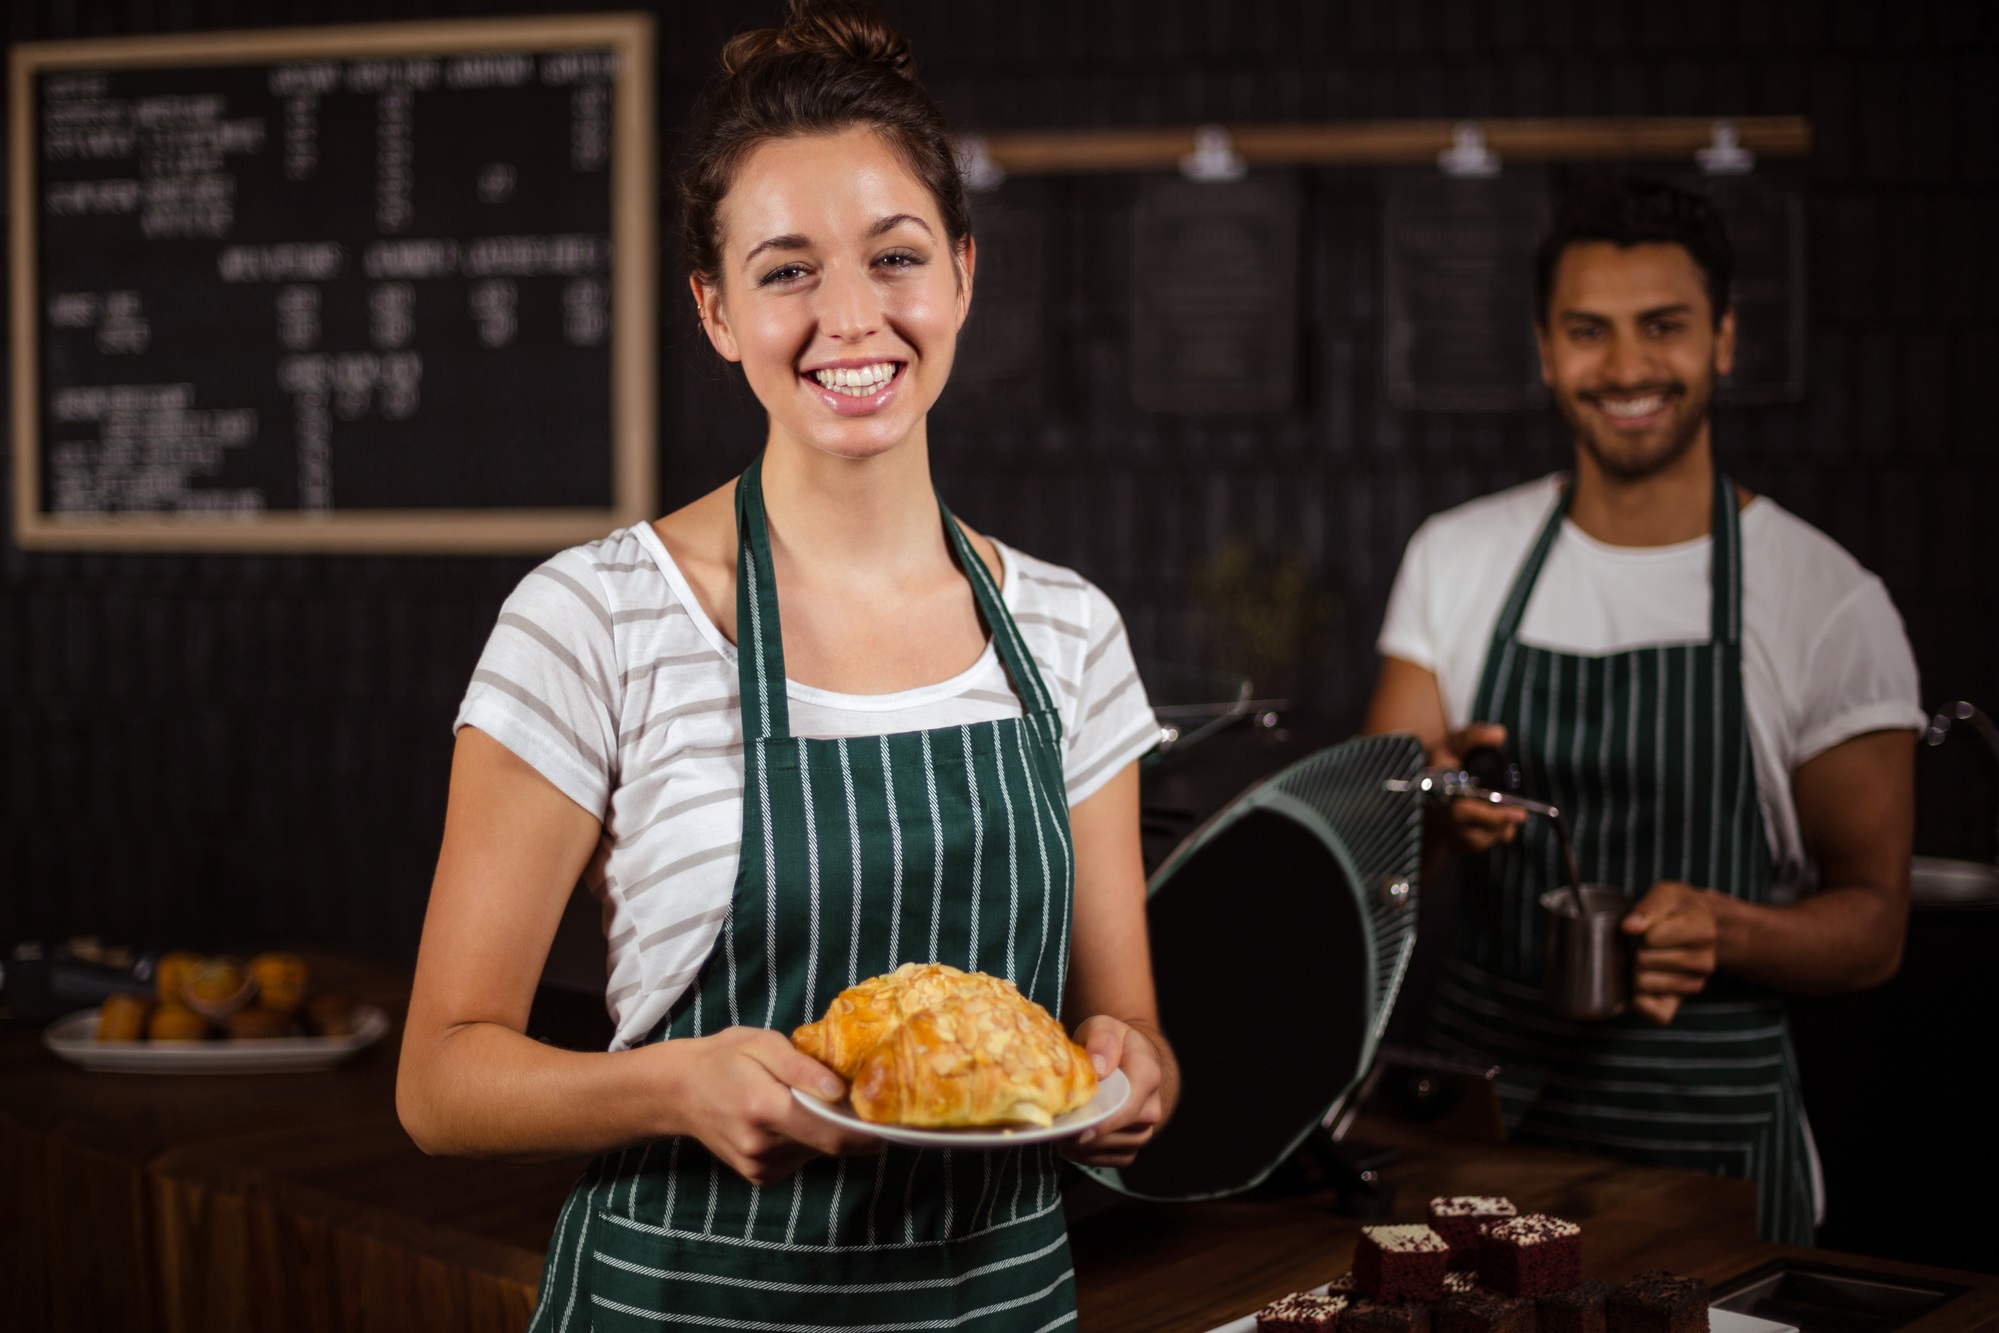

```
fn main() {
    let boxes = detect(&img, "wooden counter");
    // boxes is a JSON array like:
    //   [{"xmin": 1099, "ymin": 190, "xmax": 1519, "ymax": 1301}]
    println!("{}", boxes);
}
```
[{"xmin": 3, "ymin": 954, "xmax": 1993, "ymax": 1331}]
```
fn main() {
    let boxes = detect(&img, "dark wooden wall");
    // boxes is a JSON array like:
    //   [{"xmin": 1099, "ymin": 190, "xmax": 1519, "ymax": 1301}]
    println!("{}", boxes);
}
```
[{"xmin": 3, "ymin": 0, "xmax": 1994, "ymax": 967}]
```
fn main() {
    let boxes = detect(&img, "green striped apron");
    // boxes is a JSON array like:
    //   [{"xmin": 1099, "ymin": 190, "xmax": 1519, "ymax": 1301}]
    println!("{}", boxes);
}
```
[
  {"xmin": 1428, "ymin": 470, "xmax": 1816, "ymax": 1246},
  {"xmin": 528, "ymin": 458, "xmax": 1080, "ymax": 1330}
]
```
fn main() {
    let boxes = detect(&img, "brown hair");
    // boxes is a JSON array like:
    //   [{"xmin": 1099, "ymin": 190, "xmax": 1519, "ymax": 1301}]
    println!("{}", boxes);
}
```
[{"xmin": 680, "ymin": 0, "xmax": 972, "ymax": 288}]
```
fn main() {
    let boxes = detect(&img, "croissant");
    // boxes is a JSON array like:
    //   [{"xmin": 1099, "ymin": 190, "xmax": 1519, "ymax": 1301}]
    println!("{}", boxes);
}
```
[{"xmin": 793, "ymin": 962, "xmax": 1097, "ymax": 1129}]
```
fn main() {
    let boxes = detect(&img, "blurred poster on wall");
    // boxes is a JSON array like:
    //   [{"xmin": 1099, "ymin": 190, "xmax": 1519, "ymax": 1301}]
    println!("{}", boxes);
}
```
[
  {"xmin": 1130, "ymin": 175, "xmax": 1298, "ymax": 415},
  {"xmin": 1382, "ymin": 172, "xmax": 1550, "ymax": 412},
  {"xmin": 1684, "ymin": 174, "xmax": 1806, "ymax": 405},
  {"xmin": 947, "ymin": 186, "xmax": 1047, "ymax": 407}
]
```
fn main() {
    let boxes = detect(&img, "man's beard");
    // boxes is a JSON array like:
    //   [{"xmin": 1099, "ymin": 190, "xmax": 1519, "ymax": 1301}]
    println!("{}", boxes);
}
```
[{"xmin": 1559, "ymin": 373, "xmax": 1714, "ymax": 482}]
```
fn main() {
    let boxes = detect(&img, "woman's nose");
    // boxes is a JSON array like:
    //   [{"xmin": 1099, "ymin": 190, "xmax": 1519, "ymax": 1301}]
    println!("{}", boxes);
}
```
[{"xmin": 816, "ymin": 264, "xmax": 882, "ymax": 341}]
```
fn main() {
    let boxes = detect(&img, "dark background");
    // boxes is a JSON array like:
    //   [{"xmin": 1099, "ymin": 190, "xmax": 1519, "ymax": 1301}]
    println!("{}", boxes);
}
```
[{"xmin": 3, "ymin": 0, "xmax": 1995, "ymax": 1267}]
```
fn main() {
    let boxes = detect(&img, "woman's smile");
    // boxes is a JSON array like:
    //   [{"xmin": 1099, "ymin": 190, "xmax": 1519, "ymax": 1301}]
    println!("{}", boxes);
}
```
[{"xmin": 800, "ymin": 357, "xmax": 907, "ymax": 416}]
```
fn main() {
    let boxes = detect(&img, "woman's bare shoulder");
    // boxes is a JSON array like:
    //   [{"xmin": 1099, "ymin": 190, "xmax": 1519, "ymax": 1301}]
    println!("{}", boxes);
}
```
[{"xmin": 652, "ymin": 478, "xmax": 739, "ymax": 636}]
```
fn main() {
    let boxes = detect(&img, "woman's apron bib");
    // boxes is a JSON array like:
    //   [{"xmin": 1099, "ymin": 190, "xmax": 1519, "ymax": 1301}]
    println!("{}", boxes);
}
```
[
  {"xmin": 529, "ymin": 459, "xmax": 1080, "ymax": 1330},
  {"xmin": 1427, "ymin": 471, "xmax": 1815, "ymax": 1246}
]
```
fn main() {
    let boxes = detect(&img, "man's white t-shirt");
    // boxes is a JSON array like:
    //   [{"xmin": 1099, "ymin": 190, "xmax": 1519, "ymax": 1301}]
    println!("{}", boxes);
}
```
[
  {"xmin": 456, "ymin": 523, "xmax": 1161, "ymax": 1050},
  {"xmin": 1377, "ymin": 474, "xmax": 1925, "ymax": 900}
]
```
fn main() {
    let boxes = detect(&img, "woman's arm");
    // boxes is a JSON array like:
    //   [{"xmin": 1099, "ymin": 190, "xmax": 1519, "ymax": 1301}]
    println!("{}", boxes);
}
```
[
  {"xmin": 1059, "ymin": 760, "xmax": 1179, "ymax": 1168},
  {"xmin": 396, "ymin": 727, "xmax": 877, "ymax": 1179}
]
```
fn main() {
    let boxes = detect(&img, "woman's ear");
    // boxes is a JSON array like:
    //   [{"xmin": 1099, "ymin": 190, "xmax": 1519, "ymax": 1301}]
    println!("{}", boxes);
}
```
[
  {"xmin": 954, "ymin": 235, "xmax": 977, "ymax": 331},
  {"xmin": 690, "ymin": 273, "xmax": 743, "ymax": 363}
]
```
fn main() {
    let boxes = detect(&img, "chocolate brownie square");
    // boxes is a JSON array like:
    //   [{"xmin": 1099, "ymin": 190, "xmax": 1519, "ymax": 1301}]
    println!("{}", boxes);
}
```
[
  {"xmin": 1256, "ymin": 1290, "xmax": 1349, "ymax": 1331},
  {"xmin": 1428, "ymin": 1196, "xmax": 1518, "ymax": 1270},
  {"xmin": 1433, "ymin": 1287, "xmax": 1536, "ymax": 1333},
  {"xmin": 1344, "ymin": 1297, "xmax": 1431, "ymax": 1332},
  {"xmin": 1607, "ymin": 1270, "xmax": 1708, "ymax": 1333},
  {"xmin": 1442, "ymin": 1270, "xmax": 1480, "ymax": 1294},
  {"xmin": 1476, "ymin": 1214, "xmax": 1582, "ymax": 1297},
  {"xmin": 1538, "ymin": 1278, "xmax": 1615, "ymax": 1333},
  {"xmin": 1354, "ymin": 1224, "xmax": 1450, "ymax": 1301}
]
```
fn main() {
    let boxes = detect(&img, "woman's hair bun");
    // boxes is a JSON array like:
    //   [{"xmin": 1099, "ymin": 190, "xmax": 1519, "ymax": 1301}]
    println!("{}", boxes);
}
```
[{"xmin": 720, "ymin": 1, "xmax": 915, "ymax": 82}]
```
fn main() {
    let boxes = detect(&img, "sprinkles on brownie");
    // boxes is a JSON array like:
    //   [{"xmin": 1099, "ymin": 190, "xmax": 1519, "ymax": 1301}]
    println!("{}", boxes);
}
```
[
  {"xmin": 1428, "ymin": 1196, "xmax": 1519, "ymax": 1270},
  {"xmin": 1476, "ymin": 1213, "xmax": 1583, "ymax": 1297},
  {"xmin": 1354, "ymin": 1223, "xmax": 1451, "ymax": 1301},
  {"xmin": 1256, "ymin": 1289, "xmax": 1349, "ymax": 1331}
]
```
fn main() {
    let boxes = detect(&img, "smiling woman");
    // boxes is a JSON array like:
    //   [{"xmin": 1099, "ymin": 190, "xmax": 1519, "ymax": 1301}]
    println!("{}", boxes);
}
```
[{"xmin": 394, "ymin": 3, "xmax": 1176, "ymax": 1330}]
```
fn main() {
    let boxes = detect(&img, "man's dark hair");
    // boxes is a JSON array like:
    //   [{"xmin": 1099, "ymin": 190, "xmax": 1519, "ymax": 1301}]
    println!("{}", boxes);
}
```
[{"xmin": 1533, "ymin": 177, "xmax": 1734, "ymax": 327}]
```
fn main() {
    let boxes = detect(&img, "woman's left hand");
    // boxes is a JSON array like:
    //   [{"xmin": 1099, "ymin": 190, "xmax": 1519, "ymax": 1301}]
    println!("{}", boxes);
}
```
[{"xmin": 1059, "ymin": 1014, "xmax": 1176, "ymax": 1168}]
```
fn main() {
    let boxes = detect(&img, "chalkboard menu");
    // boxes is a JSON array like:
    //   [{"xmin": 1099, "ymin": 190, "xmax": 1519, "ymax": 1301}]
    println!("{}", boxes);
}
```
[
  {"xmin": 1131, "ymin": 176, "xmax": 1298, "ymax": 415},
  {"xmin": 1382, "ymin": 172, "xmax": 1551, "ymax": 413},
  {"xmin": 9, "ymin": 16, "xmax": 655, "ymax": 552},
  {"xmin": 1686, "ymin": 174, "xmax": 1806, "ymax": 405}
]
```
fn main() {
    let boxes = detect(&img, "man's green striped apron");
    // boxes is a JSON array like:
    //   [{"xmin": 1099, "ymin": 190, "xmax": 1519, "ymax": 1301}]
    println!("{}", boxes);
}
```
[
  {"xmin": 528, "ymin": 458, "xmax": 1080, "ymax": 1330},
  {"xmin": 1429, "ymin": 470, "xmax": 1816, "ymax": 1246}
]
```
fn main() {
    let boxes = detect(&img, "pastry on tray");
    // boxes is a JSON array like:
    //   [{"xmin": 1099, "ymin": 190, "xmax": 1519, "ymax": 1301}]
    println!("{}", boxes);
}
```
[{"xmin": 792, "ymin": 962, "xmax": 1096, "ymax": 1128}]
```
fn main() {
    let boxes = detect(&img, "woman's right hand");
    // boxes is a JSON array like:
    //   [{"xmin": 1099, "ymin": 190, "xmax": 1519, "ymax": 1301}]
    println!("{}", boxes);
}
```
[
  {"xmin": 661, "ymin": 1028, "xmax": 883, "ymax": 1186},
  {"xmin": 1429, "ymin": 722, "xmax": 1527, "ymax": 854}
]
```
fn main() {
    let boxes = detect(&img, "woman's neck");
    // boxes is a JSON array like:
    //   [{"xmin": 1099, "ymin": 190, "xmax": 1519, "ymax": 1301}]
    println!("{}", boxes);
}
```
[{"xmin": 758, "ymin": 426, "xmax": 950, "ymax": 588}]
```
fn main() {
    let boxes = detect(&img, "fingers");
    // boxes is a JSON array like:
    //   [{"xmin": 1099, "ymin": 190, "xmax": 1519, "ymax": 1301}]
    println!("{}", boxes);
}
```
[
  {"xmin": 1061, "ymin": 1023, "xmax": 1167, "ymax": 1167},
  {"xmin": 1632, "ymin": 992, "xmax": 1682, "ymax": 1026},
  {"xmin": 1451, "ymin": 799, "xmax": 1527, "ymax": 849},
  {"xmin": 1072, "ymin": 1015, "xmax": 1124, "ymax": 1079},
  {"xmin": 1432, "ymin": 722, "xmax": 1508, "ymax": 769},
  {"xmin": 741, "ymin": 1031, "xmax": 847, "ymax": 1102}
]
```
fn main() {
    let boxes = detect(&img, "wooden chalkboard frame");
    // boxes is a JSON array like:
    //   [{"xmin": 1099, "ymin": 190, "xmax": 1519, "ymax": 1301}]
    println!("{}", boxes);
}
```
[{"xmin": 9, "ymin": 14, "xmax": 656, "ymax": 553}]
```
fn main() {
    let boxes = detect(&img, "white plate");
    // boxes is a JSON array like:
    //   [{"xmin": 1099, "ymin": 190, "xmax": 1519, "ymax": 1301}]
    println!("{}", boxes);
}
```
[
  {"xmin": 1201, "ymin": 1293, "xmax": 1795, "ymax": 1333},
  {"xmin": 792, "ymin": 1067, "xmax": 1129, "ymax": 1147},
  {"xmin": 43, "ymin": 1005, "xmax": 390, "ymax": 1074}
]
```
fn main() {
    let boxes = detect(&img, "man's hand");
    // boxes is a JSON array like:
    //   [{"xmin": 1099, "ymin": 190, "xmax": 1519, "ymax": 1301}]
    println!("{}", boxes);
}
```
[
  {"xmin": 1620, "ymin": 881, "xmax": 1720, "ymax": 1025},
  {"xmin": 1430, "ymin": 722, "xmax": 1528, "ymax": 854}
]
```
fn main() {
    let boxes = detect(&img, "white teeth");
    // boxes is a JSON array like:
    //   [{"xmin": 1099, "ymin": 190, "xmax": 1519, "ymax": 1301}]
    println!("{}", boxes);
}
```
[
  {"xmin": 1600, "ymin": 394, "xmax": 1666, "ymax": 419},
  {"xmin": 811, "ymin": 363, "xmax": 897, "ymax": 396}
]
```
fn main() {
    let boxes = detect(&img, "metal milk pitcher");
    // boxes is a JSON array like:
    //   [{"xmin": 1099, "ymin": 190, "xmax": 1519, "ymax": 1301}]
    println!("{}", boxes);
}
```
[{"xmin": 1539, "ymin": 886, "xmax": 1631, "ymax": 1021}]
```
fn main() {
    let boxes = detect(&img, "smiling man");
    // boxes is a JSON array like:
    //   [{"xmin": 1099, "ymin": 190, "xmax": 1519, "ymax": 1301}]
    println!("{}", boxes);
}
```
[{"xmin": 1362, "ymin": 177, "xmax": 1924, "ymax": 1244}]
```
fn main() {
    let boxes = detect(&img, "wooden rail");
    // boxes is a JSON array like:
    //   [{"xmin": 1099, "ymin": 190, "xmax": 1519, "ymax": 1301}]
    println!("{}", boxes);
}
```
[{"xmin": 975, "ymin": 115, "xmax": 1811, "ymax": 175}]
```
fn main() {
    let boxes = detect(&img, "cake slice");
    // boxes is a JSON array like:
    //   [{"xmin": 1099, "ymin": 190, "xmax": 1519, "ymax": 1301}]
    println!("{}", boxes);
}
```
[
  {"xmin": 1606, "ymin": 1270, "xmax": 1708, "ymax": 1333},
  {"xmin": 1475, "ymin": 1213, "xmax": 1582, "ymax": 1297},
  {"xmin": 1427, "ymin": 1196, "xmax": 1518, "ymax": 1270},
  {"xmin": 1538, "ymin": 1278, "xmax": 1615, "ymax": 1333},
  {"xmin": 1256, "ymin": 1290, "xmax": 1349, "ymax": 1331},
  {"xmin": 1354, "ymin": 1224, "xmax": 1451, "ymax": 1301}
]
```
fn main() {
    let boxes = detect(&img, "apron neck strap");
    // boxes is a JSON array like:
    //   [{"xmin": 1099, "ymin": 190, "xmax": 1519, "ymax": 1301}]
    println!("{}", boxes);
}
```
[
  {"xmin": 735, "ymin": 456, "xmax": 791, "ymax": 742},
  {"xmin": 732, "ymin": 455, "xmax": 1063, "ymax": 743},
  {"xmin": 1485, "ymin": 463, "xmax": 1746, "ymax": 657},
  {"xmin": 938, "ymin": 498, "xmax": 1060, "ymax": 725},
  {"xmin": 1709, "ymin": 465, "xmax": 1744, "ymax": 648}
]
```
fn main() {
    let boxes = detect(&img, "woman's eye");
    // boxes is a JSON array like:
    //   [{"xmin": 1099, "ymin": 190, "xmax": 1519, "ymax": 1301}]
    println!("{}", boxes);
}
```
[
  {"xmin": 759, "ymin": 263, "xmax": 810, "ymax": 287},
  {"xmin": 875, "ymin": 250, "xmax": 922, "ymax": 271}
]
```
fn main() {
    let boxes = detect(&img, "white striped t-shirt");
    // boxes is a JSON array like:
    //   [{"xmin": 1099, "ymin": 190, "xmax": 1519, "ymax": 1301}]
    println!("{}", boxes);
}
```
[{"xmin": 455, "ymin": 521, "xmax": 1161, "ymax": 1050}]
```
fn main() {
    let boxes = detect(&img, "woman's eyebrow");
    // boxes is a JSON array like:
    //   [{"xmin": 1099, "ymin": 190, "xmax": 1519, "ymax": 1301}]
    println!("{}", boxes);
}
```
[
  {"xmin": 868, "ymin": 213, "xmax": 932, "ymax": 239},
  {"xmin": 742, "ymin": 232, "xmax": 809, "ymax": 267}
]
